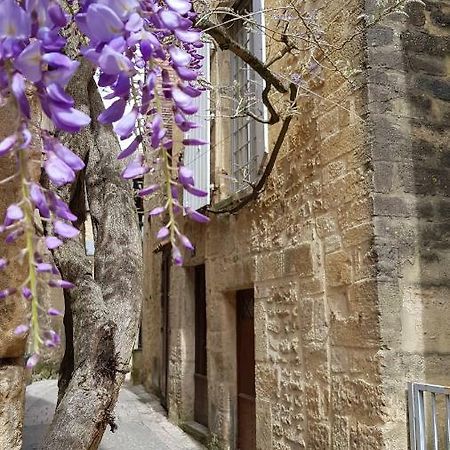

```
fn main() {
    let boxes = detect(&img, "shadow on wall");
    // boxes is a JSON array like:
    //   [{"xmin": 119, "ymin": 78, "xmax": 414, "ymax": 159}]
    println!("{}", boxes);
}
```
[{"xmin": 404, "ymin": 0, "xmax": 450, "ymax": 444}]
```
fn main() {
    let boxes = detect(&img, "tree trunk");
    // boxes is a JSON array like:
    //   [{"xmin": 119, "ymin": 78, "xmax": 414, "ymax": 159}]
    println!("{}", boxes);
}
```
[{"xmin": 40, "ymin": 60, "xmax": 143, "ymax": 449}]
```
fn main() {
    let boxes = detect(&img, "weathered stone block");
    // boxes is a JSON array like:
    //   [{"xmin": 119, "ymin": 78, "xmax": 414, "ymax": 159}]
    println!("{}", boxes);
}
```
[
  {"xmin": 415, "ymin": 75, "xmax": 450, "ymax": 102},
  {"xmin": 255, "ymin": 252, "xmax": 284, "ymax": 281},
  {"xmin": 314, "ymin": 298, "xmax": 329, "ymax": 343},
  {"xmin": 316, "ymin": 214, "xmax": 339, "ymax": 238},
  {"xmin": 321, "ymin": 125, "xmax": 364, "ymax": 165},
  {"xmin": 349, "ymin": 423, "xmax": 384, "ymax": 450},
  {"xmin": 404, "ymin": 1, "xmax": 426, "ymax": 26},
  {"xmin": 373, "ymin": 194, "xmax": 414, "ymax": 217},
  {"xmin": 429, "ymin": 4, "xmax": 450, "ymax": 27},
  {"xmin": 332, "ymin": 347, "xmax": 381, "ymax": 383},
  {"xmin": 416, "ymin": 197, "xmax": 435, "ymax": 219},
  {"xmin": 0, "ymin": 363, "xmax": 25, "ymax": 450},
  {"xmin": 368, "ymin": 49, "xmax": 405, "ymax": 71},
  {"xmin": 332, "ymin": 416, "xmax": 350, "ymax": 449},
  {"xmin": 284, "ymin": 244, "xmax": 313, "ymax": 277},
  {"xmin": 402, "ymin": 30, "xmax": 450, "ymax": 57},
  {"xmin": 352, "ymin": 245, "xmax": 377, "ymax": 282},
  {"xmin": 328, "ymin": 288, "xmax": 350, "ymax": 320},
  {"xmin": 342, "ymin": 223, "xmax": 372, "ymax": 248},
  {"xmin": 367, "ymin": 26, "xmax": 395, "ymax": 47},
  {"xmin": 324, "ymin": 171, "xmax": 367, "ymax": 209},
  {"xmin": 325, "ymin": 251, "xmax": 352, "ymax": 287},
  {"xmin": 324, "ymin": 234, "xmax": 342, "ymax": 253},
  {"xmin": 331, "ymin": 376, "xmax": 384, "ymax": 423},
  {"xmin": 337, "ymin": 199, "xmax": 372, "ymax": 232},
  {"xmin": 255, "ymin": 364, "xmax": 278, "ymax": 400},
  {"xmin": 256, "ymin": 399, "xmax": 273, "ymax": 450},
  {"xmin": 306, "ymin": 421, "xmax": 331, "ymax": 449},
  {"xmin": 370, "ymin": 116, "xmax": 411, "ymax": 161},
  {"xmin": 297, "ymin": 277, "xmax": 324, "ymax": 296},
  {"xmin": 299, "ymin": 296, "xmax": 314, "ymax": 341},
  {"xmin": 373, "ymin": 161, "xmax": 394, "ymax": 193},
  {"xmin": 323, "ymin": 159, "xmax": 346, "ymax": 183},
  {"xmin": 348, "ymin": 280, "xmax": 379, "ymax": 316},
  {"xmin": 406, "ymin": 54, "xmax": 447, "ymax": 76},
  {"xmin": 330, "ymin": 310, "xmax": 381, "ymax": 349},
  {"xmin": 304, "ymin": 347, "xmax": 330, "ymax": 386}
]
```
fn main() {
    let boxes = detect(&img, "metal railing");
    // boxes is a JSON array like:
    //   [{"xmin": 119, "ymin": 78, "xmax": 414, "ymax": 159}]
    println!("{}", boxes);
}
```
[{"xmin": 408, "ymin": 382, "xmax": 450, "ymax": 450}]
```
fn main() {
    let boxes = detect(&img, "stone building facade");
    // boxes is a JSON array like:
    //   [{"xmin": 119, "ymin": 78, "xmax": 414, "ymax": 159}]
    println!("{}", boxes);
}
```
[{"xmin": 138, "ymin": 0, "xmax": 450, "ymax": 448}]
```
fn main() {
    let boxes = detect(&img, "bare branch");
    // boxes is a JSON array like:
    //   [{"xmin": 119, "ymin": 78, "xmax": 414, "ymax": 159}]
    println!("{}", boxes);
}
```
[
  {"xmin": 239, "ymin": 83, "xmax": 280, "ymax": 124},
  {"xmin": 197, "ymin": 17, "xmax": 288, "ymax": 94},
  {"xmin": 209, "ymin": 83, "xmax": 298, "ymax": 214}
]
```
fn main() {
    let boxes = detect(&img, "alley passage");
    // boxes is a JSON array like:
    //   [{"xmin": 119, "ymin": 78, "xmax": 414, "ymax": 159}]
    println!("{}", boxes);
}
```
[{"xmin": 24, "ymin": 380, "xmax": 205, "ymax": 450}]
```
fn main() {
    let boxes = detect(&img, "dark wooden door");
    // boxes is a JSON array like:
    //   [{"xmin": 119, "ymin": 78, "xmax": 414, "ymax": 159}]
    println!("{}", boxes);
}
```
[
  {"xmin": 236, "ymin": 289, "xmax": 256, "ymax": 450},
  {"xmin": 194, "ymin": 265, "xmax": 208, "ymax": 426},
  {"xmin": 160, "ymin": 246, "xmax": 171, "ymax": 409}
]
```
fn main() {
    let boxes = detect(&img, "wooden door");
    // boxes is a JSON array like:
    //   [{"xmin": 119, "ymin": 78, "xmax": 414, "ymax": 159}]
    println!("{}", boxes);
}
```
[
  {"xmin": 160, "ymin": 246, "xmax": 171, "ymax": 409},
  {"xmin": 194, "ymin": 265, "xmax": 208, "ymax": 426},
  {"xmin": 236, "ymin": 289, "xmax": 256, "ymax": 450}
]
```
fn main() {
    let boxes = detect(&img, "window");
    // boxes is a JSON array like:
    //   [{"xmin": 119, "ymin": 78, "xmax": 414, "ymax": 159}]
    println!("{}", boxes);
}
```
[
  {"xmin": 230, "ymin": 0, "xmax": 268, "ymax": 192},
  {"xmin": 182, "ymin": 45, "xmax": 211, "ymax": 211}
]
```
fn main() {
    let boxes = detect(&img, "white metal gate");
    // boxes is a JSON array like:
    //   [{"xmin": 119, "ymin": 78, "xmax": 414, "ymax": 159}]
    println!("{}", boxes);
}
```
[{"xmin": 408, "ymin": 382, "xmax": 450, "ymax": 449}]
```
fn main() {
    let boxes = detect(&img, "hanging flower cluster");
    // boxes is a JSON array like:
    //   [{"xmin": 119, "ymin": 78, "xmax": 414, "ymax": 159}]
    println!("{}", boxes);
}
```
[
  {"xmin": 76, "ymin": 0, "xmax": 210, "ymax": 262},
  {"xmin": 0, "ymin": 0, "xmax": 209, "ymax": 367}
]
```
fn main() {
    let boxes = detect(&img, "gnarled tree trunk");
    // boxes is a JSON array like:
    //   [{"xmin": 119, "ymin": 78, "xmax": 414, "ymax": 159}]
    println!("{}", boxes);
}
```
[{"xmin": 40, "ymin": 59, "xmax": 143, "ymax": 449}]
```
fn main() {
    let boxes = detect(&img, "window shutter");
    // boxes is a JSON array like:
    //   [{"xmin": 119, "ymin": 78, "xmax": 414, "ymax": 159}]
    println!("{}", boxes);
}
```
[
  {"xmin": 251, "ymin": 0, "xmax": 268, "ymax": 167},
  {"xmin": 183, "ymin": 44, "xmax": 211, "ymax": 211},
  {"xmin": 252, "ymin": 0, "xmax": 265, "ymax": 64}
]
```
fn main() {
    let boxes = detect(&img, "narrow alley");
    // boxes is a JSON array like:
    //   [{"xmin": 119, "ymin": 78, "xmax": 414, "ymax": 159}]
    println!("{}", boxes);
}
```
[{"xmin": 23, "ymin": 380, "xmax": 204, "ymax": 450}]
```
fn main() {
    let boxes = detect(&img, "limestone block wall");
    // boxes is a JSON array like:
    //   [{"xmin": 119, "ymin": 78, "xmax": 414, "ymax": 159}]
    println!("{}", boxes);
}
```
[
  {"xmin": 0, "ymin": 100, "xmax": 29, "ymax": 450},
  {"xmin": 367, "ymin": 0, "xmax": 450, "ymax": 447},
  {"xmin": 0, "ymin": 99, "xmax": 65, "ymax": 448},
  {"xmin": 141, "ymin": 2, "xmax": 387, "ymax": 449},
  {"xmin": 139, "ymin": 1, "xmax": 450, "ymax": 449}
]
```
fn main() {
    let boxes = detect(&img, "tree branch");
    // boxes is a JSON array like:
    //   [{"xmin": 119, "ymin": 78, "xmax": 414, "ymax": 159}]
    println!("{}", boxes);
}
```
[
  {"xmin": 209, "ymin": 83, "xmax": 298, "ymax": 214},
  {"xmin": 197, "ymin": 18, "xmax": 288, "ymax": 94},
  {"xmin": 237, "ymin": 83, "xmax": 279, "ymax": 125}
]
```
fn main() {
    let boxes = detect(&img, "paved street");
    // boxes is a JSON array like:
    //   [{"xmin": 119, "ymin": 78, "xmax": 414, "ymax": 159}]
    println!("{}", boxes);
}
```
[{"xmin": 23, "ymin": 380, "xmax": 205, "ymax": 450}]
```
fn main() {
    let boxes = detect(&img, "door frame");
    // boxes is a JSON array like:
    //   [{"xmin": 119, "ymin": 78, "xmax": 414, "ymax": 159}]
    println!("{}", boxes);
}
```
[
  {"xmin": 160, "ymin": 245, "xmax": 171, "ymax": 408},
  {"xmin": 236, "ymin": 288, "xmax": 256, "ymax": 450}
]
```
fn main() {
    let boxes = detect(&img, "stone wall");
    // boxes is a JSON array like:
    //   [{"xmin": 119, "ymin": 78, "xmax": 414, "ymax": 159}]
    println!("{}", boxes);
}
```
[
  {"xmin": 0, "ymin": 100, "xmax": 29, "ymax": 450},
  {"xmin": 140, "ymin": 0, "xmax": 450, "ymax": 449},
  {"xmin": 367, "ymin": 0, "xmax": 450, "ymax": 447},
  {"xmin": 0, "ymin": 99, "xmax": 65, "ymax": 448}
]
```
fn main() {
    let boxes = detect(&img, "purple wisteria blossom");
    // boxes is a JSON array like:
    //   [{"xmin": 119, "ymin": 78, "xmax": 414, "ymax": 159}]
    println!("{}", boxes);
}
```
[
  {"xmin": 14, "ymin": 324, "xmax": 29, "ymax": 335},
  {"xmin": 47, "ymin": 308, "xmax": 63, "ymax": 316},
  {"xmin": 4, "ymin": 205, "xmax": 24, "ymax": 226},
  {"xmin": 0, "ymin": 0, "xmax": 210, "ymax": 366},
  {"xmin": 26, "ymin": 353, "xmax": 39, "ymax": 369},
  {"xmin": 54, "ymin": 221, "xmax": 79, "ymax": 239}
]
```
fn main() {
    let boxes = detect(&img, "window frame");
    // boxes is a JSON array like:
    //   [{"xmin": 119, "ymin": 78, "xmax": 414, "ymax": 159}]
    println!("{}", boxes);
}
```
[{"xmin": 229, "ymin": 0, "xmax": 268, "ymax": 194}]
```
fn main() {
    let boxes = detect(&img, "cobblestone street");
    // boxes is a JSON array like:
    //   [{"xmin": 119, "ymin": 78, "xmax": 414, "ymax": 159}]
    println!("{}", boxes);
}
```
[{"xmin": 23, "ymin": 380, "xmax": 205, "ymax": 450}]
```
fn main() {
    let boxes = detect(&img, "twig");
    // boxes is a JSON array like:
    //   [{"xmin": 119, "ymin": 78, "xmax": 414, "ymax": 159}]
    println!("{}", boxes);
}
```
[
  {"xmin": 197, "ymin": 18, "xmax": 288, "ymax": 94},
  {"xmin": 209, "ymin": 83, "xmax": 298, "ymax": 214}
]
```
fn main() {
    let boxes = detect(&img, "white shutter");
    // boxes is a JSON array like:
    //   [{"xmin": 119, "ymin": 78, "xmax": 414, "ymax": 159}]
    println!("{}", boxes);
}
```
[
  {"xmin": 252, "ymin": 0, "xmax": 265, "ymax": 64},
  {"xmin": 251, "ymin": 0, "xmax": 268, "ymax": 164},
  {"xmin": 183, "ymin": 44, "xmax": 211, "ymax": 211}
]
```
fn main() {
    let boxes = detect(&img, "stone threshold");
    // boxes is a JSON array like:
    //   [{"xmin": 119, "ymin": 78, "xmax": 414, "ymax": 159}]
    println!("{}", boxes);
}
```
[{"xmin": 180, "ymin": 421, "xmax": 209, "ymax": 446}]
